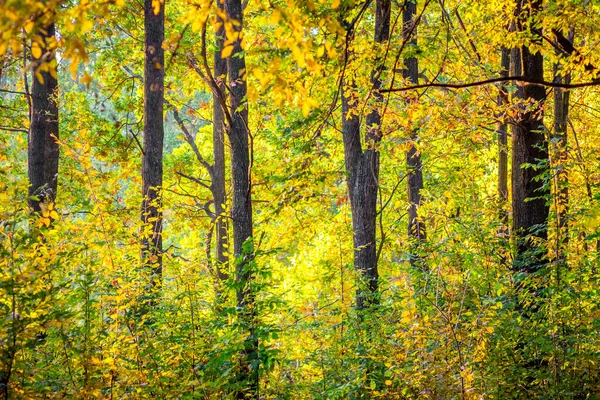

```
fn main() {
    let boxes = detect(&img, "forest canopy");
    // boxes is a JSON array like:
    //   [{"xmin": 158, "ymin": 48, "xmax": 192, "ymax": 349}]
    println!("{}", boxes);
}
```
[{"xmin": 1, "ymin": 0, "xmax": 600, "ymax": 398}]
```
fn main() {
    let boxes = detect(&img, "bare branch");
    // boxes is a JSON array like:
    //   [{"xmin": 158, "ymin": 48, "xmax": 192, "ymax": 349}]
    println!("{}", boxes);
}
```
[
  {"xmin": 382, "ymin": 75, "xmax": 600, "ymax": 93},
  {"xmin": 176, "ymin": 170, "xmax": 212, "ymax": 191},
  {"xmin": 172, "ymin": 107, "xmax": 213, "ymax": 177},
  {"xmin": 0, "ymin": 126, "xmax": 28, "ymax": 133}
]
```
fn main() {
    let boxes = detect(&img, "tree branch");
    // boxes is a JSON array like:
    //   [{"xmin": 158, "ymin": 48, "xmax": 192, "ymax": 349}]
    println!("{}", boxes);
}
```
[
  {"xmin": 382, "ymin": 75, "xmax": 600, "ymax": 93},
  {"xmin": 176, "ymin": 170, "xmax": 212, "ymax": 191},
  {"xmin": 171, "ymin": 107, "xmax": 213, "ymax": 177}
]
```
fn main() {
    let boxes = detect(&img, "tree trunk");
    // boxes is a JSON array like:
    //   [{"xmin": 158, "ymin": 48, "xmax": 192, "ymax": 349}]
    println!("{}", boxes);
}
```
[
  {"xmin": 552, "ymin": 29, "xmax": 573, "ymax": 271},
  {"xmin": 213, "ymin": 0, "xmax": 229, "ymax": 282},
  {"xmin": 403, "ymin": 0, "xmax": 426, "ymax": 269},
  {"xmin": 498, "ymin": 47, "xmax": 510, "ymax": 222},
  {"xmin": 29, "ymin": 22, "xmax": 59, "ymax": 213},
  {"xmin": 224, "ymin": 0, "xmax": 257, "ymax": 397},
  {"xmin": 141, "ymin": 0, "xmax": 165, "ymax": 285},
  {"xmin": 340, "ymin": 0, "xmax": 389, "ymax": 311},
  {"xmin": 511, "ymin": 0, "xmax": 548, "ymax": 279},
  {"xmin": 511, "ymin": 0, "xmax": 550, "ymax": 316}
]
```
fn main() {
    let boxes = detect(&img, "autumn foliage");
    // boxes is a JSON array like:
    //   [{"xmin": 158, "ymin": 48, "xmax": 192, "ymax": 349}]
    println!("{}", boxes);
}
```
[{"xmin": 1, "ymin": 0, "xmax": 600, "ymax": 398}]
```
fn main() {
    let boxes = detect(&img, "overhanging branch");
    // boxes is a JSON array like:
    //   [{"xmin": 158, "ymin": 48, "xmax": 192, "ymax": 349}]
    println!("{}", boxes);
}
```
[{"xmin": 382, "ymin": 75, "xmax": 600, "ymax": 93}]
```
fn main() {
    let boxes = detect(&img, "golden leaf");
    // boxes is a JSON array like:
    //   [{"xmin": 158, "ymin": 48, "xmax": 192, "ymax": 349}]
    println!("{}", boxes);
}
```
[{"xmin": 221, "ymin": 45, "xmax": 234, "ymax": 58}]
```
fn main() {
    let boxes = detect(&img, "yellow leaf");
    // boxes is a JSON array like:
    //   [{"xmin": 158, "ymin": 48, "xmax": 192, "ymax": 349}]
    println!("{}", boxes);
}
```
[
  {"xmin": 152, "ymin": 0, "xmax": 162, "ymax": 15},
  {"xmin": 302, "ymin": 102, "xmax": 311, "ymax": 118},
  {"xmin": 385, "ymin": 380, "xmax": 392, "ymax": 386},
  {"xmin": 221, "ymin": 45, "xmax": 234, "ymax": 58},
  {"xmin": 81, "ymin": 71, "xmax": 93, "ymax": 85},
  {"xmin": 32, "ymin": 42, "xmax": 42, "ymax": 59},
  {"xmin": 332, "ymin": 0, "xmax": 340, "ymax": 8},
  {"xmin": 35, "ymin": 70, "xmax": 44, "ymax": 84}
]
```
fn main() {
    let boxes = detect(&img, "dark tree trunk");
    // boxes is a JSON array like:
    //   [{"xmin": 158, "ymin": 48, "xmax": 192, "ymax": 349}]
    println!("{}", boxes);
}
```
[
  {"xmin": 498, "ymin": 47, "xmax": 510, "ymax": 222},
  {"xmin": 552, "ymin": 29, "xmax": 573, "ymax": 270},
  {"xmin": 28, "ymin": 22, "xmax": 59, "ymax": 213},
  {"xmin": 511, "ymin": 0, "xmax": 549, "ymax": 281},
  {"xmin": 403, "ymin": 0, "xmax": 426, "ymax": 269},
  {"xmin": 224, "ymin": 0, "xmax": 257, "ymax": 397},
  {"xmin": 213, "ymin": 0, "xmax": 229, "ymax": 281},
  {"xmin": 340, "ymin": 0, "xmax": 390, "ymax": 310},
  {"xmin": 141, "ymin": 0, "xmax": 165, "ymax": 284}
]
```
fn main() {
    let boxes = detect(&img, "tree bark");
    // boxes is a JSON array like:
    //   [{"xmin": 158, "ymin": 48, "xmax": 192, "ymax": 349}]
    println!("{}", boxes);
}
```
[
  {"xmin": 498, "ymin": 47, "xmax": 510, "ymax": 222},
  {"xmin": 29, "ymin": 22, "xmax": 59, "ymax": 213},
  {"xmin": 403, "ymin": 0, "xmax": 426, "ymax": 269},
  {"xmin": 141, "ymin": 0, "xmax": 165, "ymax": 284},
  {"xmin": 213, "ymin": 0, "xmax": 229, "ymax": 281},
  {"xmin": 224, "ymin": 0, "xmax": 257, "ymax": 397},
  {"xmin": 511, "ymin": 0, "xmax": 549, "ymax": 284},
  {"xmin": 340, "ymin": 0, "xmax": 389, "ymax": 310},
  {"xmin": 552, "ymin": 29, "xmax": 573, "ymax": 270}
]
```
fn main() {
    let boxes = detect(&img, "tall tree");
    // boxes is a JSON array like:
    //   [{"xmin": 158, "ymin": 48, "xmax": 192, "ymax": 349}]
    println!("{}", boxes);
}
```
[
  {"xmin": 28, "ymin": 17, "xmax": 59, "ymax": 212},
  {"xmin": 497, "ymin": 47, "xmax": 510, "ymax": 223},
  {"xmin": 511, "ymin": 0, "xmax": 548, "ymax": 290},
  {"xmin": 213, "ymin": 0, "xmax": 229, "ymax": 282},
  {"xmin": 403, "ymin": 0, "xmax": 425, "ymax": 269},
  {"xmin": 141, "ymin": 0, "xmax": 165, "ymax": 284},
  {"xmin": 340, "ymin": 0, "xmax": 390, "ymax": 310},
  {"xmin": 552, "ymin": 29, "xmax": 573, "ymax": 269},
  {"xmin": 224, "ymin": 0, "xmax": 257, "ymax": 396}
]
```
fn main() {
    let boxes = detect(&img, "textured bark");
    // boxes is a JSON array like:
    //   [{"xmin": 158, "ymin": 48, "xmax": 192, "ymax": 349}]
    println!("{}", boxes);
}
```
[
  {"xmin": 340, "ymin": 0, "xmax": 390, "ymax": 310},
  {"xmin": 552, "ymin": 30, "xmax": 573, "ymax": 267},
  {"xmin": 225, "ymin": 0, "xmax": 257, "ymax": 397},
  {"xmin": 511, "ymin": 0, "xmax": 549, "ymax": 277},
  {"xmin": 28, "ymin": 22, "xmax": 59, "ymax": 213},
  {"xmin": 141, "ymin": 0, "xmax": 165, "ymax": 283},
  {"xmin": 213, "ymin": 0, "xmax": 229, "ymax": 281},
  {"xmin": 403, "ymin": 0, "xmax": 426, "ymax": 269},
  {"xmin": 498, "ymin": 47, "xmax": 510, "ymax": 221}
]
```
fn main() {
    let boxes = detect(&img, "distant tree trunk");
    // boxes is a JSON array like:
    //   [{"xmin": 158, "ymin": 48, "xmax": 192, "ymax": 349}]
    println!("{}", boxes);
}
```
[
  {"xmin": 497, "ymin": 47, "xmax": 510, "ymax": 223},
  {"xmin": 224, "ymin": 0, "xmax": 257, "ymax": 397},
  {"xmin": 340, "ymin": 0, "xmax": 389, "ymax": 310},
  {"xmin": 213, "ymin": 0, "xmax": 229, "ymax": 282},
  {"xmin": 552, "ymin": 29, "xmax": 573, "ymax": 271},
  {"xmin": 403, "ymin": 0, "xmax": 426, "ymax": 269},
  {"xmin": 141, "ymin": 0, "xmax": 165, "ymax": 285},
  {"xmin": 511, "ymin": 0, "xmax": 548, "ymax": 290},
  {"xmin": 28, "ymin": 21, "xmax": 59, "ymax": 213}
]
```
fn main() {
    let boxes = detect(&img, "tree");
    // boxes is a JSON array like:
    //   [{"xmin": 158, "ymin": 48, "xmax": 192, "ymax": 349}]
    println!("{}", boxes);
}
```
[
  {"xmin": 340, "ymin": 0, "xmax": 390, "ymax": 310},
  {"xmin": 552, "ymin": 29, "xmax": 573, "ymax": 269},
  {"xmin": 403, "ymin": 0, "xmax": 426, "ymax": 270},
  {"xmin": 141, "ymin": 0, "xmax": 165, "ymax": 285},
  {"xmin": 224, "ymin": 0, "xmax": 257, "ymax": 396},
  {"xmin": 212, "ymin": 0, "xmax": 229, "ymax": 283},
  {"xmin": 28, "ymin": 13, "xmax": 59, "ymax": 213},
  {"xmin": 497, "ymin": 47, "xmax": 510, "ymax": 224},
  {"xmin": 510, "ymin": 0, "xmax": 549, "ymax": 284}
]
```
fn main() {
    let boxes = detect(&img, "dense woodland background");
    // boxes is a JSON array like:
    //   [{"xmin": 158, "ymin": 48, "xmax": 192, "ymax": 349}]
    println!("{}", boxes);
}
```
[{"xmin": 1, "ymin": 0, "xmax": 600, "ymax": 398}]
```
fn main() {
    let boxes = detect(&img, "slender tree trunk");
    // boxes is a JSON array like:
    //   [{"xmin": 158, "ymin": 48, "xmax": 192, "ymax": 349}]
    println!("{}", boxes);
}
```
[
  {"xmin": 403, "ymin": 0, "xmax": 426, "ymax": 269},
  {"xmin": 552, "ymin": 29, "xmax": 573, "ymax": 271},
  {"xmin": 28, "ymin": 22, "xmax": 59, "ymax": 212},
  {"xmin": 340, "ymin": 0, "xmax": 389, "ymax": 310},
  {"xmin": 498, "ymin": 47, "xmax": 510, "ymax": 222},
  {"xmin": 224, "ymin": 0, "xmax": 257, "ymax": 397},
  {"xmin": 213, "ymin": 0, "xmax": 229, "ymax": 282},
  {"xmin": 141, "ymin": 0, "xmax": 165, "ymax": 285},
  {"xmin": 511, "ymin": 0, "xmax": 548, "ymax": 280}
]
